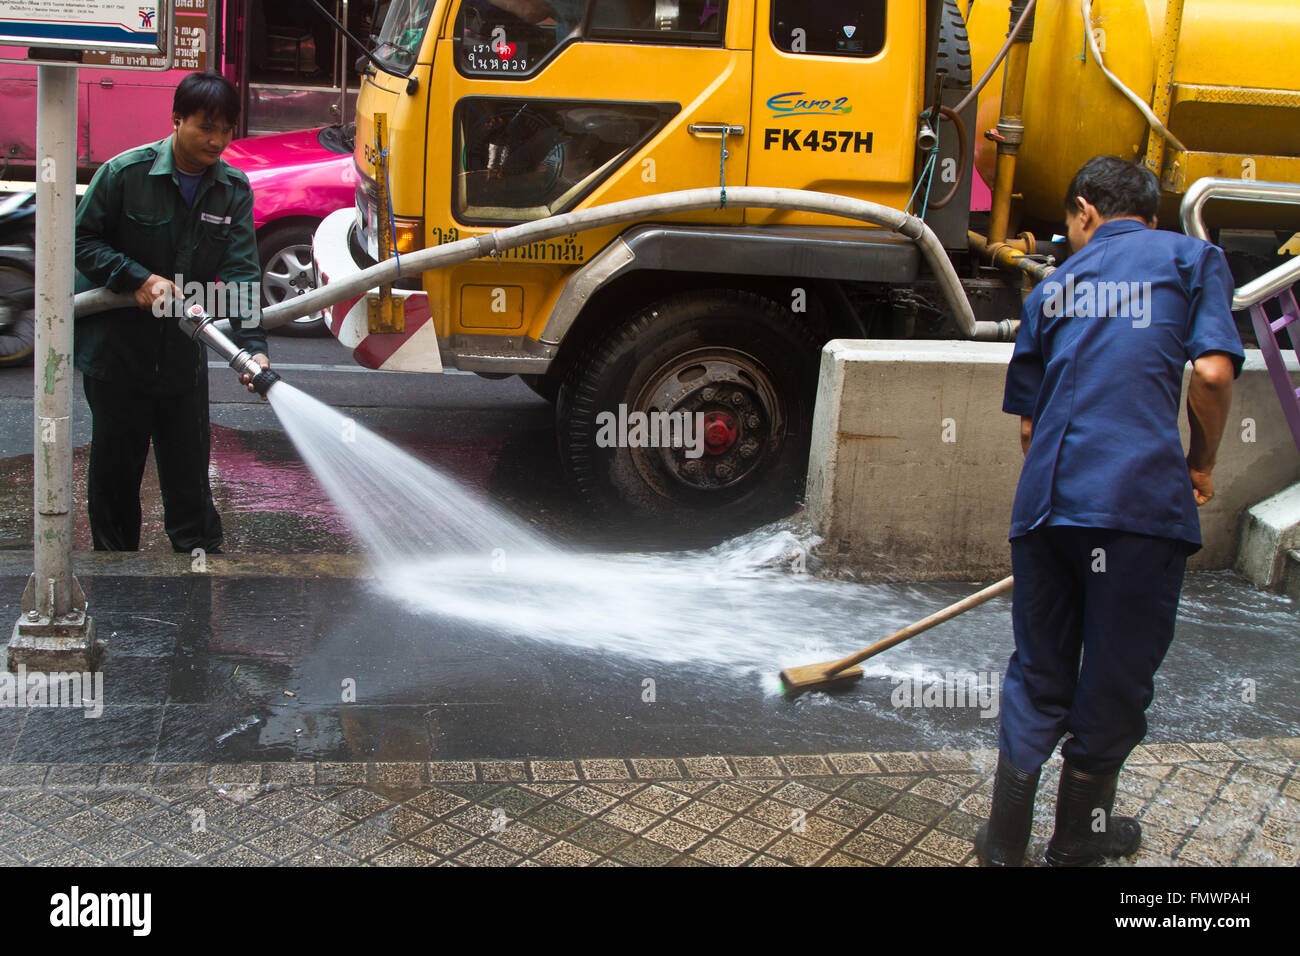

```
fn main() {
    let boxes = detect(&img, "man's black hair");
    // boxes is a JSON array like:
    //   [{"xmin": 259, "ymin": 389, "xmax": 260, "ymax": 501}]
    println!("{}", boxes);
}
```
[
  {"xmin": 173, "ymin": 72, "xmax": 240, "ymax": 125},
  {"xmin": 1064, "ymin": 155, "xmax": 1160, "ymax": 222}
]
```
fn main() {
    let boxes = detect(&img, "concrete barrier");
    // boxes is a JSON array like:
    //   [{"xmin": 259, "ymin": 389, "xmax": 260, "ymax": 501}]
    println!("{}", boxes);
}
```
[{"xmin": 805, "ymin": 340, "xmax": 1300, "ymax": 579}]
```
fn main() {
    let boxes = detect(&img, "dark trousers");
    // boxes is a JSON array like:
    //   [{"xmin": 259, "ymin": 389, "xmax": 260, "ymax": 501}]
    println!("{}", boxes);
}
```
[
  {"xmin": 83, "ymin": 372, "xmax": 223, "ymax": 553},
  {"xmin": 999, "ymin": 526, "xmax": 1189, "ymax": 776}
]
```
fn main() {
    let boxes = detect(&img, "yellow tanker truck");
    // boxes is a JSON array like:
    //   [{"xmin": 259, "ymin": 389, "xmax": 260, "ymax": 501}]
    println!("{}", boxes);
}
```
[{"xmin": 310, "ymin": 0, "xmax": 1299, "ymax": 528}]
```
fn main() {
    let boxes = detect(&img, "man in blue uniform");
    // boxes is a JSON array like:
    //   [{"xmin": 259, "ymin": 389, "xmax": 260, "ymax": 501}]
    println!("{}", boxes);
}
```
[
  {"xmin": 75, "ymin": 72, "xmax": 270, "ymax": 553},
  {"xmin": 976, "ymin": 156, "xmax": 1242, "ymax": 866}
]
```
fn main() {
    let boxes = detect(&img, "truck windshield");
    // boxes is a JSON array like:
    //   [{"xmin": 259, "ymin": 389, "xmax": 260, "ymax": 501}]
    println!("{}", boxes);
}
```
[{"xmin": 373, "ymin": 0, "xmax": 436, "ymax": 73}]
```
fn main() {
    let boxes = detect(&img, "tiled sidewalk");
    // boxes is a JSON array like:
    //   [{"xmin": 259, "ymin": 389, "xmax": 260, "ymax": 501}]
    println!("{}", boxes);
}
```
[{"xmin": 1, "ymin": 738, "xmax": 1296, "ymax": 866}]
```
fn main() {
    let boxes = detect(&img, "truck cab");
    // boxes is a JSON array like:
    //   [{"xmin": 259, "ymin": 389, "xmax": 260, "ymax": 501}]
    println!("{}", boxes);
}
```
[{"xmin": 313, "ymin": 0, "xmax": 969, "ymax": 528}]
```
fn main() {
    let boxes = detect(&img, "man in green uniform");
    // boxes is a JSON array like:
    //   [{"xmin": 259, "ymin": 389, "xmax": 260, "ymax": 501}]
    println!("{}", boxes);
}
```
[{"xmin": 75, "ymin": 72, "xmax": 270, "ymax": 553}]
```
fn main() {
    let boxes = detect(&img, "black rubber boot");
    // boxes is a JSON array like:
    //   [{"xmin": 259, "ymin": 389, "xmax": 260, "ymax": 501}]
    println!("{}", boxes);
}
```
[
  {"xmin": 974, "ymin": 753, "xmax": 1041, "ymax": 866},
  {"xmin": 1045, "ymin": 761, "xmax": 1142, "ymax": 866}
]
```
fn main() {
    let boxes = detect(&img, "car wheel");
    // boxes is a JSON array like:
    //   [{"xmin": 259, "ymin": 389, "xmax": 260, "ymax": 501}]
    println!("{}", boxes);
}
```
[
  {"xmin": 556, "ymin": 289, "xmax": 823, "ymax": 531},
  {"xmin": 0, "ymin": 262, "xmax": 35, "ymax": 368},
  {"xmin": 260, "ymin": 222, "xmax": 328, "ymax": 337}
]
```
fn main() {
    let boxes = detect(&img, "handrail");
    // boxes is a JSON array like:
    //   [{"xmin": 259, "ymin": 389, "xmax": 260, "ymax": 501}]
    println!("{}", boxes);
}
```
[{"xmin": 1180, "ymin": 178, "xmax": 1300, "ymax": 310}]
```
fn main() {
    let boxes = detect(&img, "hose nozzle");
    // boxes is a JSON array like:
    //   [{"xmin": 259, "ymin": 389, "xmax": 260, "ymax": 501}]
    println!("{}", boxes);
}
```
[{"xmin": 178, "ymin": 302, "xmax": 280, "ymax": 396}]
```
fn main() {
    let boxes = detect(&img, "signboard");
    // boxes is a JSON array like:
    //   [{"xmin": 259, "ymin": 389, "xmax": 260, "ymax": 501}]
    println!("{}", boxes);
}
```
[
  {"xmin": 0, "ymin": 1, "xmax": 168, "ymax": 55},
  {"xmin": 84, "ymin": 0, "xmax": 204, "ymax": 70}
]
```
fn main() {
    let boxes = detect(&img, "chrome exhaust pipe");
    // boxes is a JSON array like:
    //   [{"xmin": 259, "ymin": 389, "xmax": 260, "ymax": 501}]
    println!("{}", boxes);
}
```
[{"xmin": 178, "ymin": 302, "xmax": 281, "ymax": 396}]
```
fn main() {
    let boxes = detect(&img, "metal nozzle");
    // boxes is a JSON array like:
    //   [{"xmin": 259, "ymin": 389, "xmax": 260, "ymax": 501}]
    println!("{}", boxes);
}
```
[
  {"xmin": 917, "ymin": 119, "xmax": 938, "ymax": 152},
  {"xmin": 178, "ymin": 302, "xmax": 279, "ymax": 395}
]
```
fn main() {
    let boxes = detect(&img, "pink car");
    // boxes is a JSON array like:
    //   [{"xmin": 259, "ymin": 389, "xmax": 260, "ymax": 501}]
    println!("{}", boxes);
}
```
[{"xmin": 223, "ymin": 124, "xmax": 358, "ymax": 336}]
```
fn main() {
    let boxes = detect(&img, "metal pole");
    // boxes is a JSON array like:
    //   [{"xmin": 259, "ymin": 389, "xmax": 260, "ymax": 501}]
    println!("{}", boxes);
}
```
[{"xmin": 9, "ymin": 63, "xmax": 98, "ymax": 672}]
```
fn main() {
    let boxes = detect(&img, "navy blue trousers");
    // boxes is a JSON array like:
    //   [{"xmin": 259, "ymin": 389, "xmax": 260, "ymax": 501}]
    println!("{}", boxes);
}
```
[
  {"xmin": 999, "ymin": 526, "xmax": 1190, "ymax": 775},
  {"xmin": 83, "ymin": 372, "xmax": 223, "ymax": 553}
]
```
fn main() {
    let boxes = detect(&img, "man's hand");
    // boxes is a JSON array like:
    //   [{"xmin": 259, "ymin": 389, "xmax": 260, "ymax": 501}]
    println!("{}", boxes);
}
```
[
  {"xmin": 135, "ymin": 274, "xmax": 180, "ymax": 312},
  {"xmin": 1188, "ymin": 465, "xmax": 1215, "ymax": 506},
  {"xmin": 239, "ymin": 353, "xmax": 271, "ymax": 400}
]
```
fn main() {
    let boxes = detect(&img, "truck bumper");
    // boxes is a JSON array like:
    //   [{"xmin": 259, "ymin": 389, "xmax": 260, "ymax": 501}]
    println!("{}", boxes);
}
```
[{"xmin": 312, "ymin": 208, "xmax": 443, "ymax": 372}]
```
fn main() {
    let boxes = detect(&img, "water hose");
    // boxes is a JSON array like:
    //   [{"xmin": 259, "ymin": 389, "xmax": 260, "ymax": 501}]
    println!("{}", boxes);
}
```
[
  {"xmin": 76, "ymin": 187, "xmax": 1006, "ymax": 340},
  {"xmin": 177, "ymin": 301, "xmax": 281, "ymax": 396}
]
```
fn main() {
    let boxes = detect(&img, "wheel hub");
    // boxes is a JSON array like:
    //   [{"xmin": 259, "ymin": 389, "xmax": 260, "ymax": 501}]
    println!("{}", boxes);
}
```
[{"xmin": 630, "ymin": 350, "xmax": 784, "ymax": 493}]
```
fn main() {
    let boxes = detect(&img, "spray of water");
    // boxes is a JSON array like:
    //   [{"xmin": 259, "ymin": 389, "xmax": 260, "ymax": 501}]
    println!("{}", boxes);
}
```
[{"xmin": 266, "ymin": 381, "xmax": 965, "ymax": 685}]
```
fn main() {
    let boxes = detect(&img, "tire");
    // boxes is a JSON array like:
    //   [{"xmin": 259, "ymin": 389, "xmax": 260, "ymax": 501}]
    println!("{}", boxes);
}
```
[
  {"xmin": 556, "ymin": 289, "xmax": 823, "ymax": 530},
  {"xmin": 260, "ymin": 222, "xmax": 328, "ymax": 337},
  {"xmin": 0, "ymin": 261, "xmax": 35, "ymax": 369}
]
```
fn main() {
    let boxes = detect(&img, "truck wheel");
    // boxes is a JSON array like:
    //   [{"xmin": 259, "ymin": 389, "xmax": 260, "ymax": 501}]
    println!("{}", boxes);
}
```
[
  {"xmin": 0, "ymin": 262, "xmax": 35, "ymax": 369},
  {"xmin": 557, "ymin": 289, "xmax": 823, "ymax": 530},
  {"xmin": 260, "ymin": 222, "xmax": 328, "ymax": 337}
]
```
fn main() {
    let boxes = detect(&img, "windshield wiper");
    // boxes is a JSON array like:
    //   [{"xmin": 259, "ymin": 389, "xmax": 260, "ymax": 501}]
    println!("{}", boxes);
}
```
[{"xmin": 303, "ymin": 0, "xmax": 393, "ymax": 79}]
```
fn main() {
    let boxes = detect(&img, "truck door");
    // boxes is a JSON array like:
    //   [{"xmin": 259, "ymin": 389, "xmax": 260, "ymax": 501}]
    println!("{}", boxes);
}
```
[
  {"xmin": 747, "ymin": 0, "xmax": 924, "ymax": 224},
  {"xmin": 436, "ymin": 0, "xmax": 752, "ymax": 231}
]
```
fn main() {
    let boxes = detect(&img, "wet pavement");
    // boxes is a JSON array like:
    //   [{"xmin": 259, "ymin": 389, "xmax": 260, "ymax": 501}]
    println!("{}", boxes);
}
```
[{"xmin": 0, "ymin": 351, "xmax": 1297, "ymax": 866}]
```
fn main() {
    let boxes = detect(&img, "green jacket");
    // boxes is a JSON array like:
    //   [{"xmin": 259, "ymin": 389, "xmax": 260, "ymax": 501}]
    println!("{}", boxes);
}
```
[{"xmin": 74, "ymin": 136, "xmax": 269, "ymax": 393}]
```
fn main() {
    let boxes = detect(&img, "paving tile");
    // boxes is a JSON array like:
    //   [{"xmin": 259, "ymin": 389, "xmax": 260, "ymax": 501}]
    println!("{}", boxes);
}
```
[
  {"xmin": 887, "ymin": 793, "xmax": 948, "ymax": 826},
  {"xmin": 207, "ymin": 844, "xmax": 276, "ymax": 866},
  {"xmin": 402, "ymin": 787, "xmax": 470, "ymax": 818},
  {"xmin": 746, "ymin": 798, "xmax": 803, "ymax": 830},
  {"xmin": 208, "ymin": 764, "xmax": 262, "ymax": 786},
  {"xmin": 366, "ymin": 763, "xmax": 427, "ymax": 788},
  {"xmin": 781, "ymin": 755, "xmax": 833, "ymax": 776},
  {"xmin": 409, "ymin": 823, "xmax": 475, "ymax": 857},
  {"xmin": 568, "ymin": 820, "xmax": 634, "ymax": 855},
  {"xmin": 818, "ymin": 796, "xmax": 876, "ymax": 829},
  {"xmin": 682, "ymin": 756, "xmax": 732, "ymax": 778},
  {"xmin": 531, "ymin": 841, "xmax": 600, "ymax": 866},
  {"xmin": 867, "ymin": 813, "xmax": 925, "ymax": 845},
  {"xmin": 609, "ymin": 839, "xmax": 677, "ymax": 866},
  {"xmin": 599, "ymin": 802, "xmax": 662, "ymax": 835},
  {"xmin": 293, "ymin": 804, "xmax": 353, "ymax": 839},
  {"xmin": 371, "ymin": 842, "xmax": 442, "ymax": 866},
  {"xmin": 43, "ymin": 765, "xmax": 101, "ymax": 787},
  {"xmin": 841, "ymin": 778, "xmax": 900, "ymax": 808},
  {"xmin": 920, "ymin": 750, "xmax": 977, "ymax": 771},
  {"xmin": 935, "ymin": 809, "xmax": 982, "ymax": 840},
  {"xmin": 873, "ymin": 752, "xmax": 927, "ymax": 773},
  {"xmin": 629, "ymin": 784, "xmax": 690, "ymax": 814},
  {"xmin": 643, "ymin": 819, "xmax": 708, "ymax": 852},
  {"xmin": 794, "ymin": 814, "xmax": 852, "ymax": 848},
  {"xmin": 479, "ymin": 761, "xmax": 528, "ymax": 782},
  {"xmin": 826, "ymin": 753, "xmax": 881, "ymax": 775},
  {"xmin": 731, "ymin": 756, "xmax": 782, "ymax": 777},
  {"xmin": 556, "ymin": 785, "xmax": 619, "ymax": 816},
  {"xmin": 691, "ymin": 837, "xmax": 755, "ymax": 866},
  {"xmin": 672, "ymin": 801, "xmax": 733, "ymax": 833},
  {"xmin": 484, "ymin": 785, "xmax": 549, "ymax": 817},
  {"xmin": 748, "ymin": 854, "xmax": 791, "ymax": 867},
  {"xmin": 245, "ymin": 824, "xmax": 316, "ymax": 861},
  {"xmin": 579, "ymin": 759, "xmax": 630, "ymax": 780},
  {"xmin": 454, "ymin": 841, "xmax": 521, "ymax": 867},
  {"xmin": 529, "ymin": 760, "xmax": 579, "ymax": 781},
  {"xmin": 167, "ymin": 829, "xmax": 237, "ymax": 861},
  {"xmin": 122, "ymin": 845, "xmax": 191, "ymax": 866},
  {"xmin": 770, "ymin": 781, "xmax": 830, "ymax": 810},
  {"xmin": 515, "ymin": 782, "xmax": 574, "ymax": 798},
  {"xmin": 286, "ymin": 845, "xmax": 360, "ymax": 866},
  {"xmin": 78, "ymin": 826, "xmax": 152, "ymax": 862},
  {"xmin": 895, "ymin": 849, "xmax": 948, "ymax": 866},
  {"xmin": 699, "ymin": 783, "xmax": 762, "ymax": 813},
  {"xmin": 588, "ymin": 781, "xmax": 644, "ymax": 798},
  {"xmin": 260, "ymin": 763, "xmax": 315, "ymax": 786},
  {"xmin": 718, "ymin": 817, "xmax": 781, "ymax": 852},
  {"xmin": 630, "ymin": 758, "xmax": 681, "ymax": 779},
  {"xmin": 329, "ymin": 821, "xmax": 399, "ymax": 860},
  {"xmin": 0, "ymin": 765, "xmax": 49, "ymax": 786},
  {"xmin": 490, "ymin": 821, "xmax": 554, "ymax": 856},
  {"xmin": 841, "ymin": 831, "xmax": 907, "ymax": 865},
  {"xmin": 428, "ymin": 761, "xmax": 477, "ymax": 782},
  {"xmin": 917, "ymin": 829, "xmax": 973, "ymax": 864},
  {"xmin": 329, "ymin": 788, "xmax": 394, "ymax": 821},
  {"xmin": 7, "ymin": 828, "xmax": 74, "ymax": 863},
  {"xmin": 521, "ymin": 802, "xmax": 587, "ymax": 836},
  {"xmin": 766, "ymin": 834, "xmax": 832, "ymax": 866}
]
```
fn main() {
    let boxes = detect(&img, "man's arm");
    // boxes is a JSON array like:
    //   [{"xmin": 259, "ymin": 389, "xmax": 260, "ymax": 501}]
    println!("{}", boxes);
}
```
[
  {"xmin": 1186, "ymin": 352, "xmax": 1235, "ymax": 505},
  {"xmin": 1020, "ymin": 415, "xmax": 1033, "ymax": 456},
  {"xmin": 75, "ymin": 161, "xmax": 173, "ymax": 309}
]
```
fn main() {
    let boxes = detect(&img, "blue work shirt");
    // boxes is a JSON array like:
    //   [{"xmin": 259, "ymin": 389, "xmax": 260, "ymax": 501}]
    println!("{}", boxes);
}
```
[{"xmin": 1003, "ymin": 220, "xmax": 1244, "ymax": 549}]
